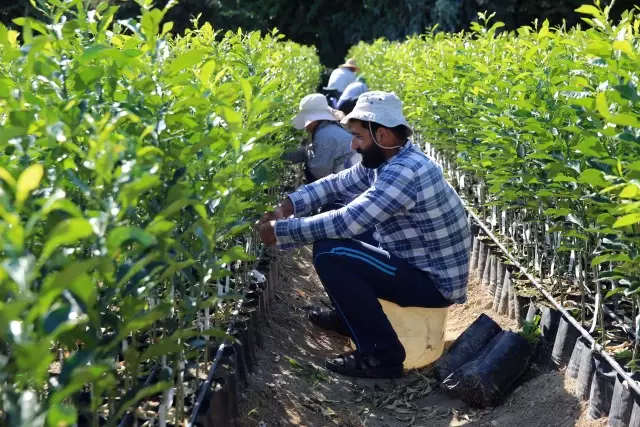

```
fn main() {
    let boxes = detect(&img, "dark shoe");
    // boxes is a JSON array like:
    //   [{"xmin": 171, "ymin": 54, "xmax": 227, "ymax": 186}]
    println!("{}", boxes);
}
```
[
  {"xmin": 307, "ymin": 306, "xmax": 350, "ymax": 336},
  {"xmin": 325, "ymin": 350, "xmax": 404, "ymax": 379}
]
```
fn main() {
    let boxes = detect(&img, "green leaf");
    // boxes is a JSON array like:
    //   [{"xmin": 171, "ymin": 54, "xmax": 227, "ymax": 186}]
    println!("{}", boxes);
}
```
[
  {"xmin": 199, "ymin": 60, "xmax": 216, "ymax": 84},
  {"xmin": 41, "ymin": 219, "xmax": 94, "ymax": 261},
  {"xmin": 575, "ymin": 5, "xmax": 601, "ymax": 17},
  {"xmin": 579, "ymin": 169, "xmax": 609, "ymax": 188},
  {"xmin": 168, "ymin": 48, "xmax": 209, "ymax": 74},
  {"xmin": 219, "ymin": 245, "xmax": 254, "ymax": 264},
  {"xmin": 119, "ymin": 174, "xmax": 161, "ymax": 209},
  {"xmin": 139, "ymin": 338, "xmax": 183, "ymax": 362},
  {"xmin": 145, "ymin": 220, "xmax": 176, "ymax": 235},
  {"xmin": 47, "ymin": 404, "xmax": 77, "ymax": 427},
  {"xmin": 81, "ymin": 45, "xmax": 127, "ymax": 62},
  {"xmin": 574, "ymin": 138, "xmax": 607, "ymax": 157},
  {"xmin": 604, "ymin": 288, "xmax": 626, "ymax": 299},
  {"xmin": 595, "ymin": 92, "xmax": 609, "ymax": 118},
  {"xmin": 609, "ymin": 114, "xmax": 640, "ymax": 128},
  {"xmin": 0, "ymin": 167, "xmax": 16, "ymax": 188},
  {"xmin": 107, "ymin": 227, "xmax": 156, "ymax": 253},
  {"xmin": 613, "ymin": 213, "xmax": 640, "ymax": 228},
  {"xmin": 612, "ymin": 40, "xmax": 634, "ymax": 55},
  {"xmin": 591, "ymin": 254, "xmax": 632, "ymax": 266},
  {"xmin": 12, "ymin": 17, "xmax": 48, "ymax": 35},
  {"xmin": 16, "ymin": 164, "xmax": 44, "ymax": 207},
  {"xmin": 51, "ymin": 364, "xmax": 111, "ymax": 404},
  {"xmin": 44, "ymin": 258, "xmax": 102, "ymax": 295},
  {"xmin": 123, "ymin": 303, "xmax": 172, "ymax": 335},
  {"xmin": 619, "ymin": 183, "xmax": 640, "ymax": 199}
]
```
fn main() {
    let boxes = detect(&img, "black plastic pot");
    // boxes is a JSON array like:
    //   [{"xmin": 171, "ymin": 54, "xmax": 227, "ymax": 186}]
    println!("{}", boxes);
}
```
[
  {"xmin": 482, "ymin": 249, "xmax": 492, "ymax": 289},
  {"xmin": 477, "ymin": 241, "xmax": 487, "ymax": 277},
  {"xmin": 229, "ymin": 319, "xmax": 255, "ymax": 374},
  {"xmin": 470, "ymin": 237, "xmax": 479, "ymax": 275},
  {"xmin": 443, "ymin": 330, "xmax": 534, "ymax": 409},
  {"xmin": 514, "ymin": 295, "xmax": 531, "ymax": 327},
  {"xmin": 433, "ymin": 313, "xmax": 502, "ymax": 382},
  {"xmin": 533, "ymin": 307, "xmax": 561, "ymax": 372},
  {"xmin": 551, "ymin": 317, "xmax": 581, "ymax": 368},
  {"xmin": 231, "ymin": 340, "xmax": 249, "ymax": 387},
  {"xmin": 587, "ymin": 357, "xmax": 616, "ymax": 420},
  {"xmin": 492, "ymin": 261, "xmax": 505, "ymax": 312},
  {"xmin": 206, "ymin": 380, "xmax": 232, "ymax": 427},
  {"xmin": 214, "ymin": 347, "xmax": 239, "ymax": 426},
  {"xmin": 250, "ymin": 272, "xmax": 269, "ymax": 313},
  {"xmin": 609, "ymin": 373, "xmax": 640, "ymax": 427},
  {"xmin": 247, "ymin": 288, "xmax": 268, "ymax": 326},
  {"xmin": 525, "ymin": 302, "xmax": 538, "ymax": 323},
  {"xmin": 497, "ymin": 267, "xmax": 510, "ymax": 316},
  {"xmin": 576, "ymin": 348, "xmax": 597, "ymax": 401},
  {"xmin": 567, "ymin": 337, "xmax": 587, "ymax": 379},
  {"xmin": 488, "ymin": 255, "xmax": 497, "ymax": 292},
  {"xmin": 239, "ymin": 301, "xmax": 261, "ymax": 350},
  {"xmin": 256, "ymin": 267, "xmax": 272, "ymax": 315},
  {"xmin": 630, "ymin": 393, "xmax": 640, "ymax": 427}
]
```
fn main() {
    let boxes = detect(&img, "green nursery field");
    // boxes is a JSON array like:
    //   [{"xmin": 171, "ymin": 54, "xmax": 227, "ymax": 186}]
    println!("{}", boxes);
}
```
[{"xmin": 3, "ymin": 0, "xmax": 640, "ymax": 424}]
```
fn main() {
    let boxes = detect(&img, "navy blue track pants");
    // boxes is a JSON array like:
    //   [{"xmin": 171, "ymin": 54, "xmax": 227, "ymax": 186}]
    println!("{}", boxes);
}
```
[{"xmin": 312, "ymin": 235, "xmax": 451, "ymax": 364}]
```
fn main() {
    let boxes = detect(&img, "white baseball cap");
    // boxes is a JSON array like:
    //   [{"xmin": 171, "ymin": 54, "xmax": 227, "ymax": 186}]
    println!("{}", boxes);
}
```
[
  {"xmin": 341, "ymin": 91, "xmax": 413, "ymax": 136},
  {"xmin": 292, "ymin": 94, "xmax": 340, "ymax": 130}
]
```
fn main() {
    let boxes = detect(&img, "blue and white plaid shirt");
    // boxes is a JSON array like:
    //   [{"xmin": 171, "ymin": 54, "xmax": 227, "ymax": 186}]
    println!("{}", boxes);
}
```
[{"xmin": 274, "ymin": 142, "xmax": 471, "ymax": 303}]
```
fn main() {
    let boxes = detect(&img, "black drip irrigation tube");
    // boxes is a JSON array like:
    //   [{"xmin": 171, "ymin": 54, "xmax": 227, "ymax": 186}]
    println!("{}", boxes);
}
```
[
  {"xmin": 465, "ymin": 207, "xmax": 640, "ymax": 410},
  {"xmin": 185, "ymin": 252, "xmax": 280, "ymax": 427}
]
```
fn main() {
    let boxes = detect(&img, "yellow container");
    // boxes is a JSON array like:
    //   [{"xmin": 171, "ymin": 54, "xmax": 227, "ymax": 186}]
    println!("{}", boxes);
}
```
[{"xmin": 350, "ymin": 299, "xmax": 449, "ymax": 370}]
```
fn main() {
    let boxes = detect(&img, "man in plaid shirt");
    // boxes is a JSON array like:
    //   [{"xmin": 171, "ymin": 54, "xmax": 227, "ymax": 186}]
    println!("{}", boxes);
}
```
[{"xmin": 256, "ymin": 91, "xmax": 471, "ymax": 379}]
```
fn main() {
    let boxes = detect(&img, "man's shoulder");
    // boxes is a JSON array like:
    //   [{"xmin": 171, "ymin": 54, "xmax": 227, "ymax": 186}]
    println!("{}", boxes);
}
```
[
  {"xmin": 386, "ymin": 144, "xmax": 443, "ymax": 181},
  {"xmin": 315, "ymin": 122, "xmax": 351, "ymax": 141},
  {"xmin": 389, "ymin": 144, "xmax": 431, "ymax": 168}
]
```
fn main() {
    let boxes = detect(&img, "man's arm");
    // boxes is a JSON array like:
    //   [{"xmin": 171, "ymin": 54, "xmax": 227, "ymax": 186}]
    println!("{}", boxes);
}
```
[
  {"xmin": 255, "ymin": 163, "xmax": 369, "ymax": 230},
  {"xmin": 274, "ymin": 163, "xmax": 417, "ymax": 248},
  {"xmin": 286, "ymin": 164, "xmax": 369, "ymax": 217}
]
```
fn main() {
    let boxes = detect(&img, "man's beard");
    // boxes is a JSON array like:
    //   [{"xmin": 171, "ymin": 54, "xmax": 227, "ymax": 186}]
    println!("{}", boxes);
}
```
[{"xmin": 357, "ymin": 143, "xmax": 387, "ymax": 169}]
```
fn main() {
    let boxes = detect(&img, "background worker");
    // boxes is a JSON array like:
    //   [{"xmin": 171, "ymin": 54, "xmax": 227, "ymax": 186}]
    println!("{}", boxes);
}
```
[
  {"xmin": 336, "ymin": 75, "xmax": 369, "ymax": 115},
  {"xmin": 323, "ymin": 58, "xmax": 360, "ymax": 107},
  {"xmin": 281, "ymin": 93, "xmax": 361, "ymax": 183}
]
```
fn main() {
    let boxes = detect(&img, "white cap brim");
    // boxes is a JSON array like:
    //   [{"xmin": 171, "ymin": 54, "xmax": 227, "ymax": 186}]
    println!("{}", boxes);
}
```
[
  {"xmin": 341, "ymin": 109, "xmax": 413, "ymax": 136},
  {"xmin": 292, "ymin": 110, "xmax": 339, "ymax": 130}
]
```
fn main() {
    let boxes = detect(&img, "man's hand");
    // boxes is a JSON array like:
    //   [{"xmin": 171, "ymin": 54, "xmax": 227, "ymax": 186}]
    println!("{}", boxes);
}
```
[
  {"xmin": 255, "ymin": 210, "xmax": 280, "ymax": 229},
  {"xmin": 254, "ymin": 198, "xmax": 295, "ymax": 230},
  {"xmin": 258, "ymin": 221, "xmax": 277, "ymax": 246}
]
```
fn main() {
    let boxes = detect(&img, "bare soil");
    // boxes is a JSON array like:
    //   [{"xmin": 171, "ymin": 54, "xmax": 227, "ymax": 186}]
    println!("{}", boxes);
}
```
[{"xmin": 238, "ymin": 247, "xmax": 606, "ymax": 427}]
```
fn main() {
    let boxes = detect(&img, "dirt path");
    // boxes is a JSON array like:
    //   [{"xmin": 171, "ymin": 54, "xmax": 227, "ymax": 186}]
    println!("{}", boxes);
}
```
[{"xmin": 239, "ymin": 247, "xmax": 607, "ymax": 427}]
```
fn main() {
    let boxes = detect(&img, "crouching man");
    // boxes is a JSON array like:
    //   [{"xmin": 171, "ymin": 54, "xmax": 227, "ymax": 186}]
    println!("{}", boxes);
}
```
[{"xmin": 256, "ymin": 91, "xmax": 471, "ymax": 379}]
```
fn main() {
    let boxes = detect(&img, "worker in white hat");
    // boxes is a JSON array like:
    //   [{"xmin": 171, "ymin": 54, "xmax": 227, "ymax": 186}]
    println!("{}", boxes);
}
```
[
  {"xmin": 283, "ymin": 93, "xmax": 361, "ymax": 183},
  {"xmin": 324, "ymin": 58, "xmax": 360, "ymax": 99},
  {"xmin": 256, "ymin": 91, "xmax": 471, "ymax": 379}
]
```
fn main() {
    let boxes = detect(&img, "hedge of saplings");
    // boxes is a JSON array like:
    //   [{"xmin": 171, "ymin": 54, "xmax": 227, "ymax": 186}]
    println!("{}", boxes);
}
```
[{"xmin": 0, "ymin": 1, "xmax": 320, "ymax": 425}]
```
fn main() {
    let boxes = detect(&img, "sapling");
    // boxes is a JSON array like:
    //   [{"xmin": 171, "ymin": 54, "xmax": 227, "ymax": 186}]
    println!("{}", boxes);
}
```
[{"xmin": 520, "ymin": 315, "xmax": 542, "ymax": 347}]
